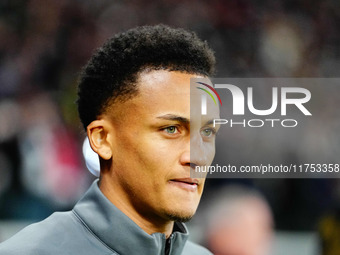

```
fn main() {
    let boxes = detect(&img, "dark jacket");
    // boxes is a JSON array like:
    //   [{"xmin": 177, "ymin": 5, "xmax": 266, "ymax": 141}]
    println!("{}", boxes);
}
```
[{"xmin": 0, "ymin": 181, "xmax": 212, "ymax": 255}]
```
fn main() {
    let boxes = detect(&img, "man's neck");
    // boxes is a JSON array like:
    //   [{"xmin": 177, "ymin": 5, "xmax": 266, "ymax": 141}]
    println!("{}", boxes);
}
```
[{"xmin": 99, "ymin": 175, "xmax": 175, "ymax": 238}]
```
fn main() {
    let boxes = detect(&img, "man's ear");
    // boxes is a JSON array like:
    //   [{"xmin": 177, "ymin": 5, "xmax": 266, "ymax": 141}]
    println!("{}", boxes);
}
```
[{"xmin": 87, "ymin": 120, "xmax": 113, "ymax": 160}]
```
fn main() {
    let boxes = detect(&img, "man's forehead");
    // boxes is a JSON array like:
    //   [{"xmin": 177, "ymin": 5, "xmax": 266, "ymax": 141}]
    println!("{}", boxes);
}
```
[
  {"xmin": 105, "ymin": 70, "xmax": 219, "ymax": 123},
  {"xmin": 105, "ymin": 70, "xmax": 192, "ymax": 120},
  {"xmin": 137, "ymin": 69, "xmax": 196, "ymax": 93}
]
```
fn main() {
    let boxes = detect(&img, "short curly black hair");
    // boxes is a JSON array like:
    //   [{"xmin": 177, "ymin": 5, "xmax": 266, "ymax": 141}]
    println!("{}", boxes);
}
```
[{"xmin": 77, "ymin": 24, "xmax": 215, "ymax": 129}]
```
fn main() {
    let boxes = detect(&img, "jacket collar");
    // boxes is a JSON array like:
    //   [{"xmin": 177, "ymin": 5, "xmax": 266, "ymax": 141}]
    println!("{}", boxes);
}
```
[{"xmin": 73, "ymin": 180, "xmax": 189, "ymax": 255}]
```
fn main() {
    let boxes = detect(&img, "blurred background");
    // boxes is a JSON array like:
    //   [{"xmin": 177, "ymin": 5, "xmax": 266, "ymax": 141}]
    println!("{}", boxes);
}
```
[{"xmin": 1, "ymin": 0, "xmax": 340, "ymax": 254}]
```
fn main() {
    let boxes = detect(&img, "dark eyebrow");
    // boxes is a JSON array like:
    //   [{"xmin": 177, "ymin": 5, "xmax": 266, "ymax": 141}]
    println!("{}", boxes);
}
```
[
  {"xmin": 157, "ymin": 114, "xmax": 190, "ymax": 124},
  {"xmin": 205, "ymin": 119, "xmax": 216, "ymax": 126}
]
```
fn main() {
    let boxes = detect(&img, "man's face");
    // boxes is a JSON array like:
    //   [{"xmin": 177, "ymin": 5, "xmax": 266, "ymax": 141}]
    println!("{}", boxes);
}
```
[{"xmin": 103, "ymin": 70, "xmax": 219, "ymax": 223}]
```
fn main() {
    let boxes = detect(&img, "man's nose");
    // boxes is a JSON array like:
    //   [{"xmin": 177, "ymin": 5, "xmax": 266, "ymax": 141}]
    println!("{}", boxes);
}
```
[{"xmin": 189, "ymin": 132, "xmax": 209, "ymax": 167}]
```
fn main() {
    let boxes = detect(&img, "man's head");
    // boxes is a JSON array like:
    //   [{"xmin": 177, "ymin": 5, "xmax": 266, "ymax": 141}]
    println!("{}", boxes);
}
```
[{"xmin": 76, "ymin": 25, "xmax": 218, "ymax": 234}]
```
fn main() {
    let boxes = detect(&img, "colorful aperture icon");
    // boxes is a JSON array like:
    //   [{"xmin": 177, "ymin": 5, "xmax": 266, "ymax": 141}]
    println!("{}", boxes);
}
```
[{"xmin": 196, "ymin": 82, "xmax": 222, "ymax": 115}]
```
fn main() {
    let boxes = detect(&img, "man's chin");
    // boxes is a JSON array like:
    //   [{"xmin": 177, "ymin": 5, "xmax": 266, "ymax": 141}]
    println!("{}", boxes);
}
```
[{"xmin": 164, "ymin": 210, "xmax": 196, "ymax": 223}]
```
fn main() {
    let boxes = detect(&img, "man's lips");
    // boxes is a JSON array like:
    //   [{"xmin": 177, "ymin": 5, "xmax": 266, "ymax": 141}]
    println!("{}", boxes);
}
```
[
  {"xmin": 169, "ymin": 178, "xmax": 199, "ymax": 191},
  {"xmin": 171, "ymin": 178, "xmax": 199, "ymax": 185}
]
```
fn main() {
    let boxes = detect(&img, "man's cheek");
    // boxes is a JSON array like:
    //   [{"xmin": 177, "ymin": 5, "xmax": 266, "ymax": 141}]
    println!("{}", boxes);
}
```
[{"xmin": 206, "ymin": 144, "xmax": 216, "ymax": 164}]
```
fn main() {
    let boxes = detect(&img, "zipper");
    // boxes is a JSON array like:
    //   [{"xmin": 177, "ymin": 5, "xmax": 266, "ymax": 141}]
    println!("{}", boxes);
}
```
[{"xmin": 165, "ymin": 234, "xmax": 174, "ymax": 255}]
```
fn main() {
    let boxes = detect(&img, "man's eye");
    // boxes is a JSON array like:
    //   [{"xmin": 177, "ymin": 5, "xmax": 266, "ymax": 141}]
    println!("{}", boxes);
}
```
[
  {"xmin": 164, "ymin": 126, "xmax": 178, "ymax": 134},
  {"xmin": 201, "ymin": 128, "xmax": 215, "ymax": 137}
]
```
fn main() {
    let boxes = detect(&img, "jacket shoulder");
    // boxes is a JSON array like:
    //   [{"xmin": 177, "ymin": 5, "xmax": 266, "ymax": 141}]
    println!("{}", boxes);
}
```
[
  {"xmin": 182, "ymin": 240, "xmax": 213, "ymax": 255},
  {"xmin": 0, "ymin": 211, "xmax": 113, "ymax": 255}
]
